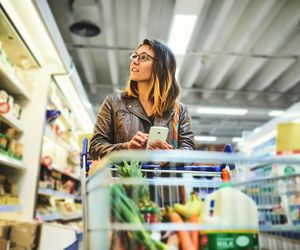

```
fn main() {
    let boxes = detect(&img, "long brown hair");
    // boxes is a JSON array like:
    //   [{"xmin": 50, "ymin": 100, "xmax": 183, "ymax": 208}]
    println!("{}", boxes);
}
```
[{"xmin": 126, "ymin": 39, "xmax": 180, "ymax": 116}]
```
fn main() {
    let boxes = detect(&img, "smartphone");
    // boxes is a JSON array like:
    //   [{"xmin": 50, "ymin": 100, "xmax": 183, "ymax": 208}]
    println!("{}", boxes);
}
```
[{"xmin": 146, "ymin": 126, "xmax": 169, "ymax": 148}]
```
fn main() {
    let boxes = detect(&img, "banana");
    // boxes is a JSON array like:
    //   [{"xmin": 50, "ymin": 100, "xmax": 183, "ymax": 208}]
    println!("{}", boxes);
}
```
[{"xmin": 174, "ymin": 192, "xmax": 203, "ymax": 219}]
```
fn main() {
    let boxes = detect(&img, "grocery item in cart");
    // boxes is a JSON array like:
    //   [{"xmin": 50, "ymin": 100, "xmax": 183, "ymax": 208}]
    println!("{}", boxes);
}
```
[{"xmin": 201, "ymin": 183, "xmax": 259, "ymax": 250}]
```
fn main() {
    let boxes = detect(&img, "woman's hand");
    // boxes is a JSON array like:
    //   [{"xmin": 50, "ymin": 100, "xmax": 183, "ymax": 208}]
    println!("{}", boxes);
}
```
[
  {"xmin": 128, "ymin": 131, "xmax": 148, "ymax": 149},
  {"xmin": 147, "ymin": 140, "xmax": 174, "ymax": 150},
  {"xmin": 148, "ymin": 140, "xmax": 174, "ymax": 167}
]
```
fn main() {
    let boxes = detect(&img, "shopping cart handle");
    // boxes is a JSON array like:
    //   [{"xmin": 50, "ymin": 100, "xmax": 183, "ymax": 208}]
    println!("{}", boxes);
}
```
[
  {"xmin": 81, "ymin": 138, "xmax": 91, "ymax": 175},
  {"xmin": 220, "ymin": 144, "xmax": 236, "ymax": 170},
  {"xmin": 141, "ymin": 163, "xmax": 222, "ymax": 172},
  {"xmin": 82, "ymin": 138, "xmax": 89, "ymax": 155}
]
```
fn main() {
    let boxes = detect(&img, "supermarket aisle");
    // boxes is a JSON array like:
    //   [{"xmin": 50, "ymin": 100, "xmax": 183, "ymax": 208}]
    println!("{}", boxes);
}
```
[{"xmin": 0, "ymin": 0, "xmax": 300, "ymax": 249}]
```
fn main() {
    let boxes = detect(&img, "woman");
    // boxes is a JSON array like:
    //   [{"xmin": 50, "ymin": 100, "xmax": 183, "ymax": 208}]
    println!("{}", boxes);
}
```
[{"xmin": 89, "ymin": 38, "xmax": 195, "ymax": 160}]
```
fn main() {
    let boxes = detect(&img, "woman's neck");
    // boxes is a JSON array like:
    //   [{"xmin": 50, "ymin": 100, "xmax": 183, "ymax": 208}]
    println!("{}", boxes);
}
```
[
  {"xmin": 137, "ymin": 82, "xmax": 153, "ymax": 116},
  {"xmin": 137, "ymin": 82, "xmax": 151, "ymax": 102}
]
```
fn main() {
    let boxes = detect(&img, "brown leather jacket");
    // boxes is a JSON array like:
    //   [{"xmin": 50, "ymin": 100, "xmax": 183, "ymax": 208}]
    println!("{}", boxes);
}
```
[{"xmin": 89, "ymin": 92, "xmax": 195, "ymax": 160}]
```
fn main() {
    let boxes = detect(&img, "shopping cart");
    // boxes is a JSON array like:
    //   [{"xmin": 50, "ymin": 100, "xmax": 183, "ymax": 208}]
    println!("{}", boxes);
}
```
[{"xmin": 81, "ymin": 145, "xmax": 300, "ymax": 250}]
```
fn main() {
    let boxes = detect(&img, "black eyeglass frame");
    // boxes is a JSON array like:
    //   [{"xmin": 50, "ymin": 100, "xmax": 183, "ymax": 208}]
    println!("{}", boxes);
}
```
[{"xmin": 129, "ymin": 52, "xmax": 156, "ymax": 62}]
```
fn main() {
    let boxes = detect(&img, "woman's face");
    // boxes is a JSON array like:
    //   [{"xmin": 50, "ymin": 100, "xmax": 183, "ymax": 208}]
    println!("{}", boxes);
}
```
[{"xmin": 130, "ymin": 45, "xmax": 155, "ymax": 83}]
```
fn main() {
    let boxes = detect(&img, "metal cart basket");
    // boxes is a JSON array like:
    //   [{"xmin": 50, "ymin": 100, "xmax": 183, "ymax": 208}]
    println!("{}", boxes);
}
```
[{"xmin": 81, "ymin": 147, "xmax": 300, "ymax": 250}]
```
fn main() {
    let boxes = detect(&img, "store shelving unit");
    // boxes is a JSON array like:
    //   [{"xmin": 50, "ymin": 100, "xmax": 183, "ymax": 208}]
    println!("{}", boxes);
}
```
[
  {"xmin": 0, "ymin": 205, "xmax": 22, "ymax": 212},
  {"xmin": 0, "ymin": 2, "xmax": 52, "ymax": 221},
  {"xmin": 34, "ymin": 81, "xmax": 82, "ymax": 227},
  {"xmin": 0, "ymin": 1, "xmax": 93, "ymax": 248},
  {"xmin": 0, "ymin": 153, "xmax": 26, "ymax": 170},
  {"xmin": 238, "ymin": 103, "xmax": 300, "ymax": 245}
]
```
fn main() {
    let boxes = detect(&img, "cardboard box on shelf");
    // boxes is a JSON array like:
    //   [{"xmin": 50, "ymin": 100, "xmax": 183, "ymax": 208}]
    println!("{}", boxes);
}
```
[
  {"xmin": 0, "ymin": 222, "xmax": 10, "ymax": 239},
  {"xmin": 10, "ymin": 222, "xmax": 40, "ymax": 250},
  {"xmin": 0, "ymin": 239, "xmax": 10, "ymax": 250}
]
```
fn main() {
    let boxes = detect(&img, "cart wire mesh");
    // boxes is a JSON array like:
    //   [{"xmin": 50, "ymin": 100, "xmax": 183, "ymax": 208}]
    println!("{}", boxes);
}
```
[{"xmin": 81, "ymin": 149, "xmax": 300, "ymax": 250}]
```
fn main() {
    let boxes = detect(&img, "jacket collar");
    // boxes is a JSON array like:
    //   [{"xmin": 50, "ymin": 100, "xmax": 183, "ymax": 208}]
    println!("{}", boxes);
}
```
[{"xmin": 122, "ymin": 92, "xmax": 175, "ymax": 126}]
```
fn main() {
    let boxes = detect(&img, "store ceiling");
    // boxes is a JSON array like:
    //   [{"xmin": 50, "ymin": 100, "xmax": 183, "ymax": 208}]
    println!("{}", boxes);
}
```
[{"xmin": 46, "ymin": 0, "xmax": 300, "ymax": 144}]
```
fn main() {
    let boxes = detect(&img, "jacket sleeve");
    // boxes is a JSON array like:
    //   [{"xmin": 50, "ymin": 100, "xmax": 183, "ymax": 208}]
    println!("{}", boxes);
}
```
[
  {"xmin": 89, "ymin": 95, "xmax": 129, "ymax": 160},
  {"xmin": 178, "ymin": 104, "xmax": 196, "ymax": 150}
]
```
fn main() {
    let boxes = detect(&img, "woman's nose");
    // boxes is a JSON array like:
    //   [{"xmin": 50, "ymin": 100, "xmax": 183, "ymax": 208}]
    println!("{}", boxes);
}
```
[{"xmin": 133, "ymin": 56, "xmax": 140, "ymax": 64}]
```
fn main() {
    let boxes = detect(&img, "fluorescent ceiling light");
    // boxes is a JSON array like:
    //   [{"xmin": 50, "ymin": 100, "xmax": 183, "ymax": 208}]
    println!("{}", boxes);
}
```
[
  {"xmin": 194, "ymin": 136, "xmax": 217, "ymax": 142},
  {"xmin": 168, "ymin": 14, "xmax": 197, "ymax": 54},
  {"xmin": 253, "ymin": 127, "xmax": 261, "ymax": 133},
  {"xmin": 196, "ymin": 107, "xmax": 248, "ymax": 116},
  {"xmin": 232, "ymin": 137, "xmax": 244, "ymax": 143},
  {"xmin": 268, "ymin": 110, "xmax": 284, "ymax": 117}
]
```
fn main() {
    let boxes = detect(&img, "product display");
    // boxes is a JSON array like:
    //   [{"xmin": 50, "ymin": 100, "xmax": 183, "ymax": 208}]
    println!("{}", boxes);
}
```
[{"xmin": 33, "ymin": 82, "xmax": 82, "ymax": 235}]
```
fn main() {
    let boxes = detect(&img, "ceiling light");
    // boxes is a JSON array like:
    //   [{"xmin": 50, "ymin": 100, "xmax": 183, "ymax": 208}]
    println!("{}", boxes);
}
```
[
  {"xmin": 168, "ymin": 14, "xmax": 197, "ymax": 54},
  {"xmin": 268, "ymin": 110, "xmax": 284, "ymax": 117},
  {"xmin": 253, "ymin": 127, "xmax": 261, "ymax": 133},
  {"xmin": 194, "ymin": 136, "xmax": 217, "ymax": 142},
  {"xmin": 196, "ymin": 107, "xmax": 248, "ymax": 116},
  {"xmin": 232, "ymin": 137, "xmax": 244, "ymax": 143}
]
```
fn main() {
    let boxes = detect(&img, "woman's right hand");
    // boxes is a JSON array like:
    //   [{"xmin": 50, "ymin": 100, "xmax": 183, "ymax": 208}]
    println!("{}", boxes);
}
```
[{"xmin": 128, "ymin": 131, "xmax": 148, "ymax": 149}]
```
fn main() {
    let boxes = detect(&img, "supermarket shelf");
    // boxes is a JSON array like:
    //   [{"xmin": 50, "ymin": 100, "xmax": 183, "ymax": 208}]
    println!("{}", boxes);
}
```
[
  {"xmin": 0, "ymin": 205, "xmax": 22, "ymax": 212},
  {"xmin": 257, "ymin": 205, "xmax": 276, "ymax": 210},
  {"xmin": 48, "ymin": 97, "xmax": 73, "ymax": 130},
  {"xmin": 51, "ymin": 165, "xmax": 80, "ymax": 181},
  {"xmin": 38, "ymin": 188, "xmax": 81, "ymax": 200},
  {"xmin": 260, "ymin": 224, "xmax": 300, "ymax": 232},
  {"xmin": 44, "ymin": 125, "xmax": 71, "ymax": 152},
  {"xmin": 37, "ymin": 212, "xmax": 82, "ymax": 222},
  {"xmin": 41, "ymin": 162, "xmax": 80, "ymax": 181},
  {"xmin": 61, "ymin": 213, "xmax": 82, "ymax": 222},
  {"xmin": 37, "ymin": 212, "xmax": 62, "ymax": 222},
  {"xmin": 0, "ymin": 63, "xmax": 30, "ymax": 100},
  {"xmin": 289, "ymin": 205, "xmax": 300, "ymax": 209},
  {"xmin": 0, "ymin": 112, "xmax": 23, "ymax": 132},
  {"xmin": 292, "ymin": 220, "xmax": 300, "ymax": 225},
  {"xmin": 0, "ymin": 153, "xmax": 25, "ymax": 170}
]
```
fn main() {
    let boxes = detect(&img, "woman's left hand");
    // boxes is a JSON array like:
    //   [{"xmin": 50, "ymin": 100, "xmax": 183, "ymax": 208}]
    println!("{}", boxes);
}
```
[{"xmin": 147, "ymin": 140, "xmax": 174, "ymax": 150}]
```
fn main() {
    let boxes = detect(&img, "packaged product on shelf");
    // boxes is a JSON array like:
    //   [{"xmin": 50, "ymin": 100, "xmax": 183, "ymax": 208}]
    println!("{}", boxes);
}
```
[
  {"xmin": 5, "ymin": 195, "xmax": 19, "ymax": 205},
  {"xmin": 12, "ymin": 102, "xmax": 22, "ymax": 120},
  {"xmin": 0, "ymin": 195, "xmax": 5, "ymax": 205},
  {"xmin": 0, "ymin": 185, "xmax": 4, "ymax": 196},
  {"xmin": 275, "ymin": 163, "xmax": 300, "ymax": 176},
  {"xmin": 0, "ymin": 175, "xmax": 5, "ymax": 185},
  {"xmin": 0, "ymin": 90, "xmax": 9, "ymax": 104},
  {"xmin": 5, "ymin": 127, "xmax": 16, "ymax": 140},
  {"xmin": 0, "ymin": 133, "xmax": 9, "ymax": 151},
  {"xmin": 46, "ymin": 109, "xmax": 61, "ymax": 124},
  {"xmin": 10, "ymin": 183, "xmax": 19, "ymax": 196},
  {"xmin": 7, "ymin": 139, "xmax": 18, "ymax": 159},
  {"xmin": 15, "ymin": 142, "xmax": 23, "ymax": 159},
  {"xmin": 0, "ymin": 90, "xmax": 10, "ymax": 115}
]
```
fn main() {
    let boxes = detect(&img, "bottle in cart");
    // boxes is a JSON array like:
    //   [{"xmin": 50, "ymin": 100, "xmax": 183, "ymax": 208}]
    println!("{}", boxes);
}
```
[{"xmin": 200, "ymin": 183, "xmax": 259, "ymax": 250}]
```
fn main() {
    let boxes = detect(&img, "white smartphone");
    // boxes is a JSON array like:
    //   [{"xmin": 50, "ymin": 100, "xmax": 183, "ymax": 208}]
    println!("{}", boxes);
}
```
[{"xmin": 146, "ymin": 126, "xmax": 169, "ymax": 148}]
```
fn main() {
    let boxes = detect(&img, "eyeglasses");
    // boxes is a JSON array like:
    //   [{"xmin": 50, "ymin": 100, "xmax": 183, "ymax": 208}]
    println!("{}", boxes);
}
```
[{"xmin": 129, "ymin": 52, "xmax": 156, "ymax": 62}]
